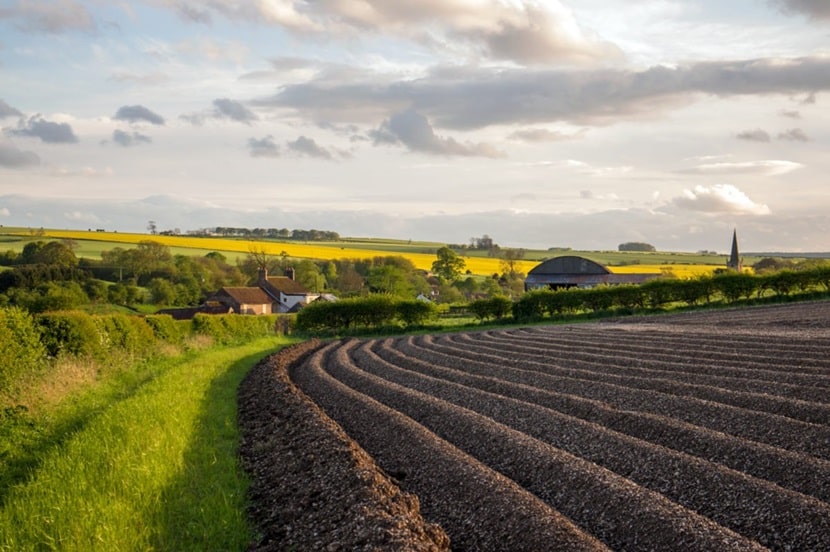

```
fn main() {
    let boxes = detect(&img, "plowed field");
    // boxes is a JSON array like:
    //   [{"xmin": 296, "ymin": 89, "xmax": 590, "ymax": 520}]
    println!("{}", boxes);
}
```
[{"xmin": 239, "ymin": 300, "xmax": 830, "ymax": 551}]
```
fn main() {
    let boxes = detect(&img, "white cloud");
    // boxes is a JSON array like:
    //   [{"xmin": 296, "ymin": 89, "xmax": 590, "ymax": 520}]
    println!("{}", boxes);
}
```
[
  {"xmin": 678, "ymin": 160, "xmax": 803, "ymax": 176},
  {"xmin": 672, "ymin": 184, "xmax": 771, "ymax": 215},
  {"xmin": 158, "ymin": 0, "xmax": 620, "ymax": 65}
]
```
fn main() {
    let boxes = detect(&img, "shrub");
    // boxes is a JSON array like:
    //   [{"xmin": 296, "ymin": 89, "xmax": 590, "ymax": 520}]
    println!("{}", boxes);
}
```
[
  {"xmin": 94, "ymin": 314, "xmax": 156, "ymax": 356},
  {"xmin": 296, "ymin": 295, "xmax": 437, "ymax": 332},
  {"xmin": 469, "ymin": 296, "xmax": 513, "ymax": 321},
  {"xmin": 0, "ymin": 307, "xmax": 45, "ymax": 392},
  {"xmin": 145, "ymin": 314, "xmax": 190, "ymax": 344},
  {"xmin": 36, "ymin": 311, "xmax": 104, "ymax": 359},
  {"xmin": 395, "ymin": 300, "xmax": 439, "ymax": 326},
  {"xmin": 192, "ymin": 314, "xmax": 277, "ymax": 344},
  {"xmin": 712, "ymin": 272, "xmax": 758, "ymax": 303}
]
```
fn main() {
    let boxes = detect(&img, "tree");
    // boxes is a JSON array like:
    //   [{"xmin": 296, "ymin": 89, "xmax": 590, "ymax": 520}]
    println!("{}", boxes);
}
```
[
  {"xmin": 366, "ymin": 265, "xmax": 413, "ymax": 296},
  {"xmin": 499, "ymin": 248, "xmax": 525, "ymax": 281},
  {"xmin": 618, "ymin": 242, "xmax": 656, "ymax": 252},
  {"xmin": 432, "ymin": 247, "xmax": 466, "ymax": 283}
]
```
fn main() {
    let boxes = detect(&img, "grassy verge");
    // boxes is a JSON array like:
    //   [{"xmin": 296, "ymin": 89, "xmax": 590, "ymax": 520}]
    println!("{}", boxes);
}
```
[{"xmin": 0, "ymin": 336, "xmax": 295, "ymax": 551}]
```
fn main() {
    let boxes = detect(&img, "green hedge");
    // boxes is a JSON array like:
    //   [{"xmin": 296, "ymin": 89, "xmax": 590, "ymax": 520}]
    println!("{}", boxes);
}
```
[
  {"xmin": 513, "ymin": 264, "xmax": 830, "ymax": 323},
  {"xmin": 191, "ymin": 313, "xmax": 278, "ymax": 344},
  {"xmin": 145, "ymin": 314, "xmax": 191, "ymax": 344},
  {"xmin": 36, "ymin": 311, "xmax": 105, "ymax": 359},
  {"xmin": 295, "ymin": 296, "xmax": 438, "ymax": 332},
  {"xmin": 0, "ymin": 308, "xmax": 45, "ymax": 392}
]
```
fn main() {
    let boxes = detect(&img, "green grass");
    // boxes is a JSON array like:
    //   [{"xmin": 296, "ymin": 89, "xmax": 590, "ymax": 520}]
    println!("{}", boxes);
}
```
[{"xmin": 0, "ymin": 337, "xmax": 294, "ymax": 551}]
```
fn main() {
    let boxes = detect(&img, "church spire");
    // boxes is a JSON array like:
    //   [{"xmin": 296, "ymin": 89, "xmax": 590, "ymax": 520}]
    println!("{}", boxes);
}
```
[{"xmin": 728, "ymin": 229, "xmax": 742, "ymax": 271}]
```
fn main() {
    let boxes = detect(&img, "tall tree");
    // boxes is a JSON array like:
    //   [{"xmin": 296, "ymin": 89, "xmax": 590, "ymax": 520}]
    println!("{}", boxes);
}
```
[{"xmin": 432, "ymin": 247, "xmax": 466, "ymax": 283}]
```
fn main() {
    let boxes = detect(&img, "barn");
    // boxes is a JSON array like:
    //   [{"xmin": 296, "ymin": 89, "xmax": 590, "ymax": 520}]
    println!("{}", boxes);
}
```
[{"xmin": 524, "ymin": 256, "xmax": 659, "ymax": 291}]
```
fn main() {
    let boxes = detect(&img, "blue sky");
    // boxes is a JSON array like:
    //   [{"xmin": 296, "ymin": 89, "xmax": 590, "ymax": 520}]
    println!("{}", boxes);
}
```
[{"xmin": 1, "ymin": 0, "xmax": 829, "ymax": 252}]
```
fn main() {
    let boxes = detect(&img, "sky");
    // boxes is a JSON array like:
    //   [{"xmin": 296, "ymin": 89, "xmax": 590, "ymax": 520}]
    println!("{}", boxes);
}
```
[{"xmin": 1, "ymin": 0, "xmax": 829, "ymax": 253}]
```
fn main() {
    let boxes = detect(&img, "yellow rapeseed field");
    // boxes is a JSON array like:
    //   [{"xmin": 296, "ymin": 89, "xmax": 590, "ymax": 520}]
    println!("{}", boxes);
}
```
[{"xmin": 22, "ymin": 229, "xmax": 722, "ymax": 278}]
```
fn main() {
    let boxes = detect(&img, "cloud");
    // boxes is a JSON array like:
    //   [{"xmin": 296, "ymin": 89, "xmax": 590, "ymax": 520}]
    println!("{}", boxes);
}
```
[
  {"xmin": 779, "ymin": 109, "xmax": 801, "ymax": 119},
  {"xmin": 6, "ymin": 115, "xmax": 78, "ymax": 143},
  {"xmin": 678, "ymin": 160, "xmax": 803, "ymax": 176},
  {"xmin": 736, "ymin": 128, "xmax": 771, "ymax": 142},
  {"xmin": 508, "ymin": 128, "xmax": 584, "ymax": 142},
  {"xmin": 152, "ymin": 0, "xmax": 319, "ymax": 32},
  {"xmin": 0, "ymin": 99, "xmax": 23, "ymax": 118},
  {"xmin": 114, "ymin": 105, "xmax": 165, "ymax": 125},
  {"xmin": 371, "ymin": 109, "xmax": 503, "ymax": 158},
  {"xmin": 0, "ymin": 140, "xmax": 40, "ymax": 168},
  {"xmin": 49, "ymin": 166, "xmax": 114, "ymax": 178},
  {"xmin": 778, "ymin": 128, "xmax": 810, "ymax": 141},
  {"xmin": 672, "ymin": 184, "xmax": 771, "ymax": 215},
  {"xmin": 111, "ymin": 129, "xmax": 152, "ymax": 147},
  {"xmin": 248, "ymin": 135, "xmax": 280, "ymax": 157},
  {"xmin": 286, "ymin": 136, "xmax": 336, "ymax": 160},
  {"xmin": 212, "ymin": 98, "xmax": 258, "ymax": 124},
  {"xmin": 182, "ymin": 98, "xmax": 259, "ymax": 126},
  {"xmin": 152, "ymin": 0, "xmax": 619, "ymax": 65},
  {"xmin": 772, "ymin": 0, "xmax": 830, "ymax": 20},
  {"xmin": 267, "ymin": 56, "xmax": 830, "ymax": 130},
  {"xmin": 0, "ymin": 0, "xmax": 96, "ymax": 33}
]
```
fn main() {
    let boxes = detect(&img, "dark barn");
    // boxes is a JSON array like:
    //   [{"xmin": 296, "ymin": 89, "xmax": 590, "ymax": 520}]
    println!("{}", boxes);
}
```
[{"xmin": 524, "ymin": 256, "xmax": 659, "ymax": 291}]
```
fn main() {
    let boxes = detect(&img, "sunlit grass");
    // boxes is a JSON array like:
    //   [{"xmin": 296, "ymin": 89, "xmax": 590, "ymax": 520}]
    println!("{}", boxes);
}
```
[{"xmin": 0, "ymin": 337, "xmax": 293, "ymax": 552}]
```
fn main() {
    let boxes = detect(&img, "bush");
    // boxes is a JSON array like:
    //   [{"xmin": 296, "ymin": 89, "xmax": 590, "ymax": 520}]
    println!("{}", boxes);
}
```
[
  {"xmin": 94, "ymin": 314, "xmax": 156, "ymax": 356},
  {"xmin": 469, "ymin": 296, "xmax": 513, "ymax": 321},
  {"xmin": 36, "ymin": 311, "xmax": 104, "ymax": 359},
  {"xmin": 296, "ymin": 295, "xmax": 438, "ymax": 332},
  {"xmin": 0, "ymin": 307, "xmax": 45, "ymax": 392},
  {"xmin": 395, "ymin": 300, "xmax": 439, "ymax": 326},
  {"xmin": 192, "ymin": 314, "xmax": 277, "ymax": 344},
  {"xmin": 145, "ymin": 314, "xmax": 190, "ymax": 344}
]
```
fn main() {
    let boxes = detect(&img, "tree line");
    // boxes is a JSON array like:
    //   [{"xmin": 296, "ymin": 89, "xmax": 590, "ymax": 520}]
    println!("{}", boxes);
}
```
[{"xmin": 206, "ymin": 227, "xmax": 341, "ymax": 241}]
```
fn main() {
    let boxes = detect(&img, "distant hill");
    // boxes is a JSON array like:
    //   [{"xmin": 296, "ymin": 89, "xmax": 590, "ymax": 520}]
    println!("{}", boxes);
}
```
[{"xmin": 746, "ymin": 252, "xmax": 830, "ymax": 259}]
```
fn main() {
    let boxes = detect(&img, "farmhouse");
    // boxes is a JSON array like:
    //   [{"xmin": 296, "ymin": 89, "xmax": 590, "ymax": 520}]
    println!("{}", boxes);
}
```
[
  {"xmin": 209, "ymin": 267, "xmax": 320, "ymax": 314},
  {"xmin": 524, "ymin": 255, "xmax": 659, "ymax": 291}
]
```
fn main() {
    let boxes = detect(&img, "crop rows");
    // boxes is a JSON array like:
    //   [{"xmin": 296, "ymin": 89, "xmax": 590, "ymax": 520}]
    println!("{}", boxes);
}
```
[{"xmin": 259, "ymin": 301, "xmax": 830, "ymax": 550}]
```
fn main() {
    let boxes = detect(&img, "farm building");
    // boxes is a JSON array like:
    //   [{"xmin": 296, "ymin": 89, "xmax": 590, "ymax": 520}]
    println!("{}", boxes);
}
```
[
  {"xmin": 524, "ymin": 255, "xmax": 659, "ymax": 291},
  {"xmin": 208, "ymin": 267, "xmax": 320, "ymax": 314}
]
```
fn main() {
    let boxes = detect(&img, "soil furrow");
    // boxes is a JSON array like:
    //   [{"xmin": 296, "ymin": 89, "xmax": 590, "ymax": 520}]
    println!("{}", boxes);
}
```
[
  {"xmin": 291, "ymin": 342, "xmax": 609, "ymax": 552},
  {"xmin": 348, "ymin": 340, "xmax": 830, "ymax": 551},
  {"xmin": 502, "ymin": 326, "xmax": 830, "ymax": 373},
  {"xmin": 307, "ymin": 340, "xmax": 767, "ymax": 552},
  {"xmin": 237, "ymin": 340, "xmax": 451, "ymax": 551},
  {"xmin": 371, "ymin": 337, "xmax": 830, "ymax": 504},
  {"xmin": 399, "ymin": 336, "xmax": 830, "ymax": 459},
  {"xmin": 422, "ymin": 333, "xmax": 830, "ymax": 426},
  {"xmin": 476, "ymin": 329, "xmax": 830, "ymax": 391}
]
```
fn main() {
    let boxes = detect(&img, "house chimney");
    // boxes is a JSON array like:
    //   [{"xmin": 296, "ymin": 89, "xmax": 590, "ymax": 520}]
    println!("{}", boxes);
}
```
[
  {"xmin": 285, "ymin": 267, "xmax": 295, "ymax": 281},
  {"xmin": 258, "ymin": 266, "xmax": 267, "ymax": 283}
]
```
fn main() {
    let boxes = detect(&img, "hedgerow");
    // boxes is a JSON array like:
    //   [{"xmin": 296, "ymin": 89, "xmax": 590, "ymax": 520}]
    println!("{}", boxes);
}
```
[
  {"xmin": 0, "ymin": 308, "xmax": 45, "ymax": 392},
  {"xmin": 512, "ymin": 264, "xmax": 830, "ymax": 323},
  {"xmin": 192, "ymin": 313, "xmax": 278, "ymax": 344},
  {"xmin": 295, "ymin": 295, "xmax": 438, "ymax": 332}
]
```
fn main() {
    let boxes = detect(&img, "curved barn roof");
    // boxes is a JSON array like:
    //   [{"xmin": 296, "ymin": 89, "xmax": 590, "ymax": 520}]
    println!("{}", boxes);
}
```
[
  {"xmin": 525, "ymin": 255, "xmax": 657, "ymax": 289},
  {"xmin": 528, "ymin": 256, "xmax": 611, "ymax": 276}
]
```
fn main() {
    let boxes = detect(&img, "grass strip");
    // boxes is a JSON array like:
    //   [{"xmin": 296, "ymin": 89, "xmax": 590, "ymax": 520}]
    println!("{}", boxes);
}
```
[{"xmin": 0, "ymin": 336, "xmax": 293, "ymax": 552}]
